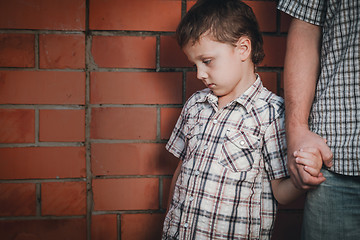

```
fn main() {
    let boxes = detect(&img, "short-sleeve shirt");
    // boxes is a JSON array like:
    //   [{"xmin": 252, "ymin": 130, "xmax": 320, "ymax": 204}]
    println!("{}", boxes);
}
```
[
  {"xmin": 277, "ymin": 0, "xmax": 360, "ymax": 176},
  {"xmin": 163, "ymin": 77, "xmax": 288, "ymax": 240}
]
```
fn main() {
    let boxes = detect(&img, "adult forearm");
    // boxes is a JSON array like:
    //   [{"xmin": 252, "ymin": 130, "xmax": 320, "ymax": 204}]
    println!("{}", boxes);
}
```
[
  {"xmin": 283, "ymin": 18, "xmax": 329, "ymax": 189},
  {"xmin": 284, "ymin": 18, "xmax": 321, "ymax": 130}
]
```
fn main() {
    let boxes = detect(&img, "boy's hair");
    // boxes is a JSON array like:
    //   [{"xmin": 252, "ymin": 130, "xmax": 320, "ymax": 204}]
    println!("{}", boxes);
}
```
[{"xmin": 176, "ymin": 0, "xmax": 265, "ymax": 65}]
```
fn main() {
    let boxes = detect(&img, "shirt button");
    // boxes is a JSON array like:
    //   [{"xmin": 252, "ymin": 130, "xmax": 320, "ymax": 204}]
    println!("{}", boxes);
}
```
[
  {"xmin": 195, "ymin": 170, "xmax": 200, "ymax": 176},
  {"xmin": 203, "ymin": 145, "xmax": 208, "ymax": 150},
  {"xmin": 189, "ymin": 196, "xmax": 194, "ymax": 201},
  {"xmin": 240, "ymin": 140, "xmax": 245, "ymax": 146},
  {"xmin": 184, "ymin": 223, "xmax": 189, "ymax": 228},
  {"xmin": 213, "ymin": 119, "xmax": 218, "ymax": 124}
]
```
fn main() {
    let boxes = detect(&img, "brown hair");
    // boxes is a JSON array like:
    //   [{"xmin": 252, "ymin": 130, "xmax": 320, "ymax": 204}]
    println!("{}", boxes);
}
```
[{"xmin": 176, "ymin": 0, "xmax": 264, "ymax": 65}]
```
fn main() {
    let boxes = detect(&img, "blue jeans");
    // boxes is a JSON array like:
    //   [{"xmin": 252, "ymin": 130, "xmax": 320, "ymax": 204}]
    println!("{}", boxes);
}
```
[{"xmin": 302, "ymin": 169, "xmax": 360, "ymax": 240}]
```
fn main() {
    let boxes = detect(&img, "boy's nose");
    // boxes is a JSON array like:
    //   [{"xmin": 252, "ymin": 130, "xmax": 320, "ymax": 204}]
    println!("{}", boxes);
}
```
[{"xmin": 196, "ymin": 69, "xmax": 208, "ymax": 80}]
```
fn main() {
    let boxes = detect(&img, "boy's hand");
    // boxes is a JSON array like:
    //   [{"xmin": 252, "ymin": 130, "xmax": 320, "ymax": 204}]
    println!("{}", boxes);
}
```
[{"xmin": 294, "ymin": 147, "xmax": 323, "ymax": 177}]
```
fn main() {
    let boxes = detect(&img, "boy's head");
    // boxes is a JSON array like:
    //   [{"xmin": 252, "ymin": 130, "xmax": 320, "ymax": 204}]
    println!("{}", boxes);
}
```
[{"xmin": 176, "ymin": 0, "xmax": 264, "ymax": 66}]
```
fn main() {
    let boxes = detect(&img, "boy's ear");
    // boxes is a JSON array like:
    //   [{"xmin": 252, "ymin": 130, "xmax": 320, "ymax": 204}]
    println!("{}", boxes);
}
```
[{"xmin": 236, "ymin": 36, "xmax": 252, "ymax": 61}]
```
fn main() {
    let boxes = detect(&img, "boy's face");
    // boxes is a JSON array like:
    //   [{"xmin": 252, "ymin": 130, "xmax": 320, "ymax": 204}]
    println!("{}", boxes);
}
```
[{"xmin": 183, "ymin": 34, "xmax": 254, "ymax": 104}]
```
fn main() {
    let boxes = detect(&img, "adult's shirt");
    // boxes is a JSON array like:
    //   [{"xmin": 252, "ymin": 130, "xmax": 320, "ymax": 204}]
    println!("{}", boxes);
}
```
[{"xmin": 278, "ymin": 0, "xmax": 360, "ymax": 176}]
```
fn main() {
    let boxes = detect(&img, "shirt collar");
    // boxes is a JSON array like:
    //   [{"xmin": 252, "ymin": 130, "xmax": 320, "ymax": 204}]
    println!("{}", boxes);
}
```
[{"xmin": 196, "ymin": 74, "xmax": 263, "ymax": 113}]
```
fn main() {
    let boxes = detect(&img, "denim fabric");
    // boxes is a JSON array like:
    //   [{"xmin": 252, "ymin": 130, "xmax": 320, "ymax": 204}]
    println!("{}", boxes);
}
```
[{"xmin": 302, "ymin": 169, "xmax": 360, "ymax": 240}]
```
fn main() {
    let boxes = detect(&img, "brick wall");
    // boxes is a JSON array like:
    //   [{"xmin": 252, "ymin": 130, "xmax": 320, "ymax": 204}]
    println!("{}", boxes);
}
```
[{"xmin": 0, "ymin": 0, "xmax": 303, "ymax": 239}]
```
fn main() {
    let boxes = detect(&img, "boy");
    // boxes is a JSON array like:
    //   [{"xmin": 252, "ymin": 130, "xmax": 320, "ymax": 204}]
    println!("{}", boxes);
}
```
[{"xmin": 163, "ymin": 0, "xmax": 324, "ymax": 239}]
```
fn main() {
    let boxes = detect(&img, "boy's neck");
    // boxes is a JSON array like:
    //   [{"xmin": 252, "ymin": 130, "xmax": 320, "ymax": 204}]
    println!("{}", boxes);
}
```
[{"xmin": 217, "ymin": 71, "xmax": 257, "ymax": 109}]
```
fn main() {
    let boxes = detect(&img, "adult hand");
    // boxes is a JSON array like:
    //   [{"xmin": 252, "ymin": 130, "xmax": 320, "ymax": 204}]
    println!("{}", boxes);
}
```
[{"xmin": 286, "ymin": 125, "xmax": 333, "ymax": 190}]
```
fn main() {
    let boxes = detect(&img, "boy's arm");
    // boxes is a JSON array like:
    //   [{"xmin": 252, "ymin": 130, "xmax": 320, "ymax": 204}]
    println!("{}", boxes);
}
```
[
  {"xmin": 284, "ymin": 18, "xmax": 332, "ymax": 190},
  {"xmin": 166, "ymin": 160, "xmax": 182, "ymax": 212},
  {"xmin": 271, "ymin": 177, "xmax": 305, "ymax": 205}
]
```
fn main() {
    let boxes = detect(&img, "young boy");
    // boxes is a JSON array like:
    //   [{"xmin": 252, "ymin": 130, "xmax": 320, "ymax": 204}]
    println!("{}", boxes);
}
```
[{"xmin": 163, "ymin": 0, "xmax": 324, "ymax": 239}]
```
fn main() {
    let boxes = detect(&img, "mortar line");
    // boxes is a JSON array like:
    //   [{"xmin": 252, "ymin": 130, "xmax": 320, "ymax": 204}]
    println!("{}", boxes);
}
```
[
  {"xmin": 85, "ymin": 0, "xmax": 93, "ymax": 239},
  {"xmin": 36, "ymin": 183, "xmax": 42, "ymax": 216},
  {"xmin": 34, "ymin": 107, "xmax": 39, "ymax": 145},
  {"xmin": 34, "ymin": 33, "xmax": 39, "ymax": 69}
]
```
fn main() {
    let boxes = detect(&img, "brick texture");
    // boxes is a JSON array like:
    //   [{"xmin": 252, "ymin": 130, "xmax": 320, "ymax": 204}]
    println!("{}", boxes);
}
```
[
  {"xmin": 0, "ymin": 33, "xmax": 35, "ymax": 68},
  {"xmin": 41, "ymin": 181, "xmax": 86, "ymax": 216},
  {"xmin": 0, "ymin": 109, "xmax": 35, "ymax": 143},
  {"xmin": 0, "ymin": 1, "xmax": 299, "ymax": 240},
  {"xmin": 0, "ymin": 71, "xmax": 85, "ymax": 104},
  {"xmin": 91, "ymin": 36, "xmax": 156, "ymax": 68},
  {"xmin": 89, "ymin": 0, "xmax": 181, "ymax": 31},
  {"xmin": 39, "ymin": 34, "xmax": 85, "ymax": 69},
  {"xmin": 121, "ymin": 213, "xmax": 165, "ymax": 240},
  {"xmin": 91, "ymin": 143, "xmax": 178, "ymax": 176},
  {"xmin": 91, "ymin": 214, "xmax": 118, "ymax": 240},
  {"xmin": 92, "ymin": 178, "xmax": 159, "ymax": 211},
  {"xmin": 91, "ymin": 107, "xmax": 157, "ymax": 140},
  {"xmin": 90, "ymin": 72, "xmax": 182, "ymax": 104},
  {"xmin": 0, "ymin": 183, "xmax": 36, "ymax": 217},
  {"xmin": 0, "ymin": 0, "xmax": 85, "ymax": 30},
  {"xmin": 0, "ymin": 147, "xmax": 86, "ymax": 179},
  {"xmin": 39, "ymin": 109, "xmax": 85, "ymax": 142},
  {"xmin": 0, "ymin": 219, "xmax": 86, "ymax": 240}
]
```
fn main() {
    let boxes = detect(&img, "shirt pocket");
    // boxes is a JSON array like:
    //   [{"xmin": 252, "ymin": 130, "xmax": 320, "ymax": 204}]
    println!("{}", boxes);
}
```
[
  {"xmin": 219, "ymin": 129, "xmax": 261, "ymax": 173},
  {"xmin": 184, "ymin": 121, "xmax": 202, "ymax": 159}
]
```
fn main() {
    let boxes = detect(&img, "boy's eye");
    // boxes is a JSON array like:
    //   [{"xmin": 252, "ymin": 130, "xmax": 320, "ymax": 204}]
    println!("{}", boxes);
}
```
[{"xmin": 203, "ymin": 59, "xmax": 211, "ymax": 64}]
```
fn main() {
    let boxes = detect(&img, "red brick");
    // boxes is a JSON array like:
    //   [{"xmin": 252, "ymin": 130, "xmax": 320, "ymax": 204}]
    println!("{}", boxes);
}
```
[
  {"xmin": 91, "ymin": 107, "xmax": 157, "ymax": 140},
  {"xmin": 0, "ymin": 34, "xmax": 34, "ymax": 67},
  {"xmin": 162, "ymin": 177, "xmax": 172, "ymax": 209},
  {"xmin": 261, "ymin": 36, "xmax": 287, "ymax": 67},
  {"xmin": 91, "ymin": 36, "xmax": 156, "ymax": 68},
  {"xmin": 0, "ymin": 0, "xmax": 85, "ymax": 30},
  {"xmin": 160, "ymin": 108, "xmax": 182, "ymax": 140},
  {"xmin": 258, "ymin": 72, "xmax": 278, "ymax": 94},
  {"xmin": 121, "ymin": 213, "xmax": 165, "ymax": 240},
  {"xmin": 0, "ymin": 218, "xmax": 86, "ymax": 240},
  {"xmin": 90, "ymin": 72, "xmax": 182, "ymax": 104},
  {"xmin": 93, "ymin": 178, "xmax": 159, "ymax": 211},
  {"xmin": 280, "ymin": 11, "xmax": 292, "ymax": 33},
  {"xmin": 0, "ymin": 183, "xmax": 36, "ymax": 217},
  {"xmin": 0, "ymin": 71, "xmax": 85, "ymax": 104},
  {"xmin": 0, "ymin": 147, "xmax": 86, "ymax": 179},
  {"xmin": 271, "ymin": 211, "xmax": 303, "ymax": 240},
  {"xmin": 186, "ymin": 71, "xmax": 205, "ymax": 100},
  {"xmin": 160, "ymin": 36, "xmax": 192, "ymax": 68},
  {"xmin": 89, "ymin": 0, "xmax": 181, "ymax": 31},
  {"xmin": 245, "ymin": 1, "xmax": 277, "ymax": 32},
  {"xmin": 39, "ymin": 34, "xmax": 85, "ymax": 69},
  {"xmin": 187, "ymin": 1, "xmax": 196, "ymax": 11},
  {"xmin": 91, "ymin": 143, "xmax": 178, "ymax": 176},
  {"xmin": 39, "ymin": 109, "xmax": 85, "ymax": 142},
  {"xmin": 0, "ymin": 109, "xmax": 35, "ymax": 143},
  {"xmin": 41, "ymin": 182, "xmax": 86, "ymax": 216},
  {"xmin": 91, "ymin": 214, "xmax": 117, "ymax": 240}
]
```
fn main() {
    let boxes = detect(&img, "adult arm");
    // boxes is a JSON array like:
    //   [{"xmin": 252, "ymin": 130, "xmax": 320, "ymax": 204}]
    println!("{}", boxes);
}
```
[{"xmin": 283, "ymin": 18, "xmax": 333, "ymax": 189}]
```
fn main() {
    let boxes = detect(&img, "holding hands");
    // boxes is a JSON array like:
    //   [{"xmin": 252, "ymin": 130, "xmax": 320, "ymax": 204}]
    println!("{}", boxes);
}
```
[{"xmin": 294, "ymin": 147, "xmax": 323, "ymax": 178}]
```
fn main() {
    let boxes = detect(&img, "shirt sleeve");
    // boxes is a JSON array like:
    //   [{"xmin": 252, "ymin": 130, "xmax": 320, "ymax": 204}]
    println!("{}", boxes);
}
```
[
  {"xmin": 165, "ymin": 105, "xmax": 188, "ymax": 161},
  {"xmin": 277, "ymin": 0, "xmax": 327, "ymax": 26},
  {"xmin": 262, "ymin": 110, "xmax": 289, "ymax": 180}
]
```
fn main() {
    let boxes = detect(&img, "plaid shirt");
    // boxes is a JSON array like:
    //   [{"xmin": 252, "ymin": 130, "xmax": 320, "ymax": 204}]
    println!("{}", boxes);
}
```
[
  {"xmin": 278, "ymin": 0, "xmax": 360, "ymax": 176},
  {"xmin": 163, "ymin": 77, "xmax": 288, "ymax": 240}
]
